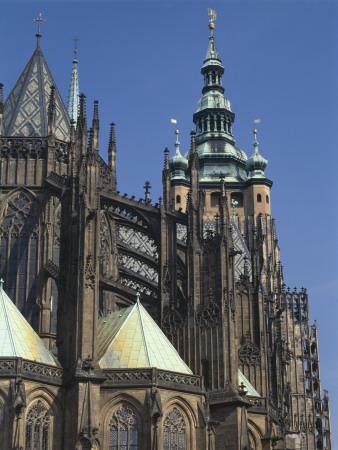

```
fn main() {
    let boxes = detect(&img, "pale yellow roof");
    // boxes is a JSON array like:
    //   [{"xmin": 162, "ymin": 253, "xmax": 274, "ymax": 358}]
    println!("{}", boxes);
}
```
[
  {"xmin": 238, "ymin": 369, "xmax": 260, "ymax": 397},
  {"xmin": 0, "ymin": 283, "xmax": 60, "ymax": 367},
  {"xmin": 97, "ymin": 301, "xmax": 192, "ymax": 374}
]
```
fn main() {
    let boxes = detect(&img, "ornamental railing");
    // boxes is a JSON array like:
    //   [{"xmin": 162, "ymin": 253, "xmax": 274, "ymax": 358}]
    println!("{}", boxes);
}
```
[
  {"xmin": 103, "ymin": 367, "xmax": 202, "ymax": 393},
  {"xmin": 0, "ymin": 358, "xmax": 63, "ymax": 385}
]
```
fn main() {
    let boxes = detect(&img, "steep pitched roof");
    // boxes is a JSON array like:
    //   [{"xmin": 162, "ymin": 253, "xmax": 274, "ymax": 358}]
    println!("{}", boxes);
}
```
[
  {"xmin": 2, "ymin": 45, "xmax": 70, "ymax": 140},
  {"xmin": 97, "ymin": 302, "xmax": 192, "ymax": 374},
  {"xmin": 238, "ymin": 369, "xmax": 260, "ymax": 397},
  {"xmin": 0, "ymin": 282, "xmax": 60, "ymax": 367}
]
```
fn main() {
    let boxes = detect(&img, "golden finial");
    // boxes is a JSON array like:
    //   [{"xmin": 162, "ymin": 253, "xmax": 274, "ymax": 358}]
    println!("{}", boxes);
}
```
[
  {"xmin": 208, "ymin": 8, "xmax": 217, "ymax": 24},
  {"xmin": 175, "ymin": 129, "xmax": 179, "ymax": 135},
  {"xmin": 253, "ymin": 129, "xmax": 258, "ymax": 135}
]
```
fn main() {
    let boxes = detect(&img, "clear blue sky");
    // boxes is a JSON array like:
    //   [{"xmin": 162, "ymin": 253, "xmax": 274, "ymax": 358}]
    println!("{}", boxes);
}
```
[{"xmin": 1, "ymin": 0, "xmax": 338, "ymax": 440}]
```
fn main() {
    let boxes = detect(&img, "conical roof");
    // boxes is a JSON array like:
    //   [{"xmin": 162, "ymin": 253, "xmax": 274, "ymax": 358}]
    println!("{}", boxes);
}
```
[
  {"xmin": 0, "ymin": 281, "xmax": 60, "ymax": 366},
  {"xmin": 97, "ymin": 301, "xmax": 192, "ymax": 374},
  {"xmin": 2, "ymin": 45, "xmax": 70, "ymax": 140}
]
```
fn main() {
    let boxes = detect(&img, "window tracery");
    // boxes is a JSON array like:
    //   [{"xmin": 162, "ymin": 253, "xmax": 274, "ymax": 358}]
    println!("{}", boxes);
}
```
[
  {"xmin": 0, "ymin": 191, "xmax": 39, "ymax": 324},
  {"xmin": 109, "ymin": 404, "xmax": 138, "ymax": 450},
  {"xmin": 163, "ymin": 407, "xmax": 186, "ymax": 450},
  {"xmin": 25, "ymin": 400, "xmax": 50, "ymax": 450}
]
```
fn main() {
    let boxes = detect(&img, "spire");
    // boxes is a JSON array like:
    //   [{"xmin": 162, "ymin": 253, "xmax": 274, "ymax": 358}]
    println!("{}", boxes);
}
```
[
  {"xmin": 91, "ymin": 100, "xmax": 99, "ymax": 153},
  {"xmin": 162, "ymin": 147, "xmax": 171, "ymax": 210},
  {"xmin": 192, "ymin": 17, "xmax": 248, "ymax": 185},
  {"xmin": 0, "ymin": 83, "xmax": 3, "ymax": 137},
  {"xmin": 169, "ymin": 129, "xmax": 188, "ymax": 180},
  {"xmin": 201, "ymin": 22, "xmax": 224, "ymax": 95},
  {"xmin": 108, "ymin": 122, "xmax": 117, "ymax": 191},
  {"xmin": 2, "ymin": 44, "xmax": 70, "ymax": 140},
  {"xmin": 67, "ymin": 42, "xmax": 80, "ymax": 123},
  {"xmin": 246, "ymin": 129, "xmax": 268, "ymax": 178},
  {"xmin": 47, "ymin": 85, "xmax": 56, "ymax": 135}
]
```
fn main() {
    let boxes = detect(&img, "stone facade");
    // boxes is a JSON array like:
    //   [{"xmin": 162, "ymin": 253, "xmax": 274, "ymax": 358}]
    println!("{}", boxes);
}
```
[{"xmin": 0, "ymin": 24, "xmax": 332, "ymax": 450}]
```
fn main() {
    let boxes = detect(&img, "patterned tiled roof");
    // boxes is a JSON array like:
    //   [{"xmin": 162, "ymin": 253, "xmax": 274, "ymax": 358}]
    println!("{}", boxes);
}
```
[
  {"xmin": 232, "ymin": 222, "xmax": 252, "ymax": 281},
  {"xmin": 97, "ymin": 301, "xmax": 192, "ymax": 374},
  {"xmin": 2, "ymin": 45, "xmax": 70, "ymax": 140},
  {"xmin": 0, "ymin": 282, "xmax": 60, "ymax": 366}
]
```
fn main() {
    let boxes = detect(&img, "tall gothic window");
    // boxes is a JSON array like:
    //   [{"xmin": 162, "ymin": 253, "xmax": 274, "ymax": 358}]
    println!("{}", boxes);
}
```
[
  {"xmin": 25, "ymin": 401, "xmax": 50, "ymax": 450},
  {"xmin": 0, "ymin": 191, "xmax": 39, "ymax": 325},
  {"xmin": 163, "ymin": 408, "xmax": 186, "ymax": 450},
  {"xmin": 109, "ymin": 404, "xmax": 138, "ymax": 450}
]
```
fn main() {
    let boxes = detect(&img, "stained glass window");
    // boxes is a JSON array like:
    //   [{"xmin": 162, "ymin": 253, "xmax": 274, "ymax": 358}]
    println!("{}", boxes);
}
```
[
  {"xmin": 25, "ymin": 401, "xmax": 50, "ymax": 450},
  {"xmin": 109, "ymin": 404, "xmax": 138, "ymax": 450},
  {"xmin": 163, "ymin": 408, "xmax": 186, "ymax": 450}
]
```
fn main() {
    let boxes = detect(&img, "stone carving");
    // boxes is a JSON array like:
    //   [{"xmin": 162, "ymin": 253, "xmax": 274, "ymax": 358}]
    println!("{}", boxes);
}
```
[
  {"xmin": 196, "ymin": 301, "xmax": 222, "ymax": 328},
  {"xmin": 162, "ymin": 309, "xmax": 185, "ymax": 336},
  {"xmin": 238, "ymin": 335, "xmax": 261, "ymax": 366}
]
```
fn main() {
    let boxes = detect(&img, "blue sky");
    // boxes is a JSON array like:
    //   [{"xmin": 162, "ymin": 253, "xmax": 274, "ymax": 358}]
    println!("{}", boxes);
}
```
[{"xmin": 1, "ymin": 0, "xmax": 338, "ymax": 439}]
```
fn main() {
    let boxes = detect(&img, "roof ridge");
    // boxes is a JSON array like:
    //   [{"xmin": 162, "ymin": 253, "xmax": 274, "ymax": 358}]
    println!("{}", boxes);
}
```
[
  {"xmin": 0, "ymin": 289, "xmax": 17, "ymax": 355},
  {"xmin": 136, "ymin": 302, "xmax": 152, "ymax": 367}
]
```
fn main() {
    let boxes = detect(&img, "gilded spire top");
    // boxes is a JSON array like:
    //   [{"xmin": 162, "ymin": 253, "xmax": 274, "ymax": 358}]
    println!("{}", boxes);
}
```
[{"xmin": 33, "ymin": 13, "xmax": 46, "ymax": 46}]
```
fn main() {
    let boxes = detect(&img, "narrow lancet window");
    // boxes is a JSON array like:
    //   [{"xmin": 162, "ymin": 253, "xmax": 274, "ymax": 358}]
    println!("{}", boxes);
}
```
[{"xmin": 163, "ymin": 407, "xmax": 186, "ymax": 450}]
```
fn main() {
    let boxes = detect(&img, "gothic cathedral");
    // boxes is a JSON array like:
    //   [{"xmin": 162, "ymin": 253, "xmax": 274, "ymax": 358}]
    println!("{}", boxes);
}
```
[{"xmin": 0, "ymin": 16, "xmax": 332, "ymax": 450}]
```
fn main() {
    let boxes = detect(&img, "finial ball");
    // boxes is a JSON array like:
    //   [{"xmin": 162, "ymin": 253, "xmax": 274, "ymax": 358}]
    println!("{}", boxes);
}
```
[
  {"xmin": 253, "ymin": 129, "xmax": 258, "ymax": 135},
  {"xmin": 175, "ymin": 129, "xmax": 179, "ymax": 135},
  {"xmin": 208, "ymin": 22, "xmax": 215, "ymax": 30}
]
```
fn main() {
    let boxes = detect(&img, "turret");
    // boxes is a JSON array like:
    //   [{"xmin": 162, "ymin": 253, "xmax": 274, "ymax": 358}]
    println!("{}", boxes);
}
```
[{"xmin": 245, "ymin": 129, "xmax": 272, "ymax": 216}]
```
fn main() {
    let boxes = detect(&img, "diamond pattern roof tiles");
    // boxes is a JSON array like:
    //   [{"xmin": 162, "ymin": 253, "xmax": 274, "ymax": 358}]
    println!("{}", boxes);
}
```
[{"xmin": 2, "ymin": 45, "xmax": 70, "ymax": 141}]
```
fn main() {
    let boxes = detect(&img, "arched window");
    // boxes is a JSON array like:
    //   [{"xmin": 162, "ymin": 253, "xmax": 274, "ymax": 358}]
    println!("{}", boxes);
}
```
[
  {"xmin": 25, "ymin": 401, "xmax": 50, "ymax": 450},
  {"xmin": 266, "ymin": 195, "xmax": 269, "ymax": 204},
  {"xmin": 0, "ymin": 191, "xmax": 39, "ymax": 325},
  {"xmin": 109, "ymin": 404, "xmax": 138, "ymax": 450},
  {"xmin": 176, "ymin": 195, "xmax": 181, "ymax": 204},
  {"xmin": 163, "ymin": 407, "xmax": 186, "ymax": 450},
  {"xmin": 257, "ymin": 194, "xmax": 262, "ymax": 203}
]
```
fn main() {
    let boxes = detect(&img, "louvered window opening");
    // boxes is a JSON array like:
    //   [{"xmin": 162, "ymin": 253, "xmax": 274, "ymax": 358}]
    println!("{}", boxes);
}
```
[
  {"xmin": 163, "ymin": 408, "xmax": 186, "ymax": 450},
  {"xmin": 109, "ymin": 404, "xmax": 138, "ymax": 450}
]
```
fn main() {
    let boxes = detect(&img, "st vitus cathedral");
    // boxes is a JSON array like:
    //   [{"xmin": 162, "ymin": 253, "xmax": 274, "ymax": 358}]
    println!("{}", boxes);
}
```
[{"xmin": 0, "ymin": 13, "xmax": 332, "ymax": 450}]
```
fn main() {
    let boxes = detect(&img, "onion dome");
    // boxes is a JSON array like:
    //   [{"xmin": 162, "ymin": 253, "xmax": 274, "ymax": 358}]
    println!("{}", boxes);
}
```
[
  {"xmin": 169, "ymin": 130, "xmax": 188, "ymax": 180},
  {"xmin": 246, "ymin": 129, "xmax": 268, "ymax": 178}
]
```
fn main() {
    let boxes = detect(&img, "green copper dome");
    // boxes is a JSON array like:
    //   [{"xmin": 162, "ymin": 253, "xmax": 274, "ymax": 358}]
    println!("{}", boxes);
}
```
[
  {"xmin": 246, "ymin": 134, "xmax": 268, "ymax": 178},
  {"xmin": 191, "ymin": 25, "xmax": 248, "ymax": 184},
  {"xmin": 169, "ymin": 131, "xmax": 188, "ymax": 180}
]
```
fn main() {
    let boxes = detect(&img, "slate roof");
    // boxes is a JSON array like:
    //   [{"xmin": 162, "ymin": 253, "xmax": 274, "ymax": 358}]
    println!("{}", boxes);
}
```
[{"xmin": 2, "ymin": 44, "xmax": 70, "ymax": 140}]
